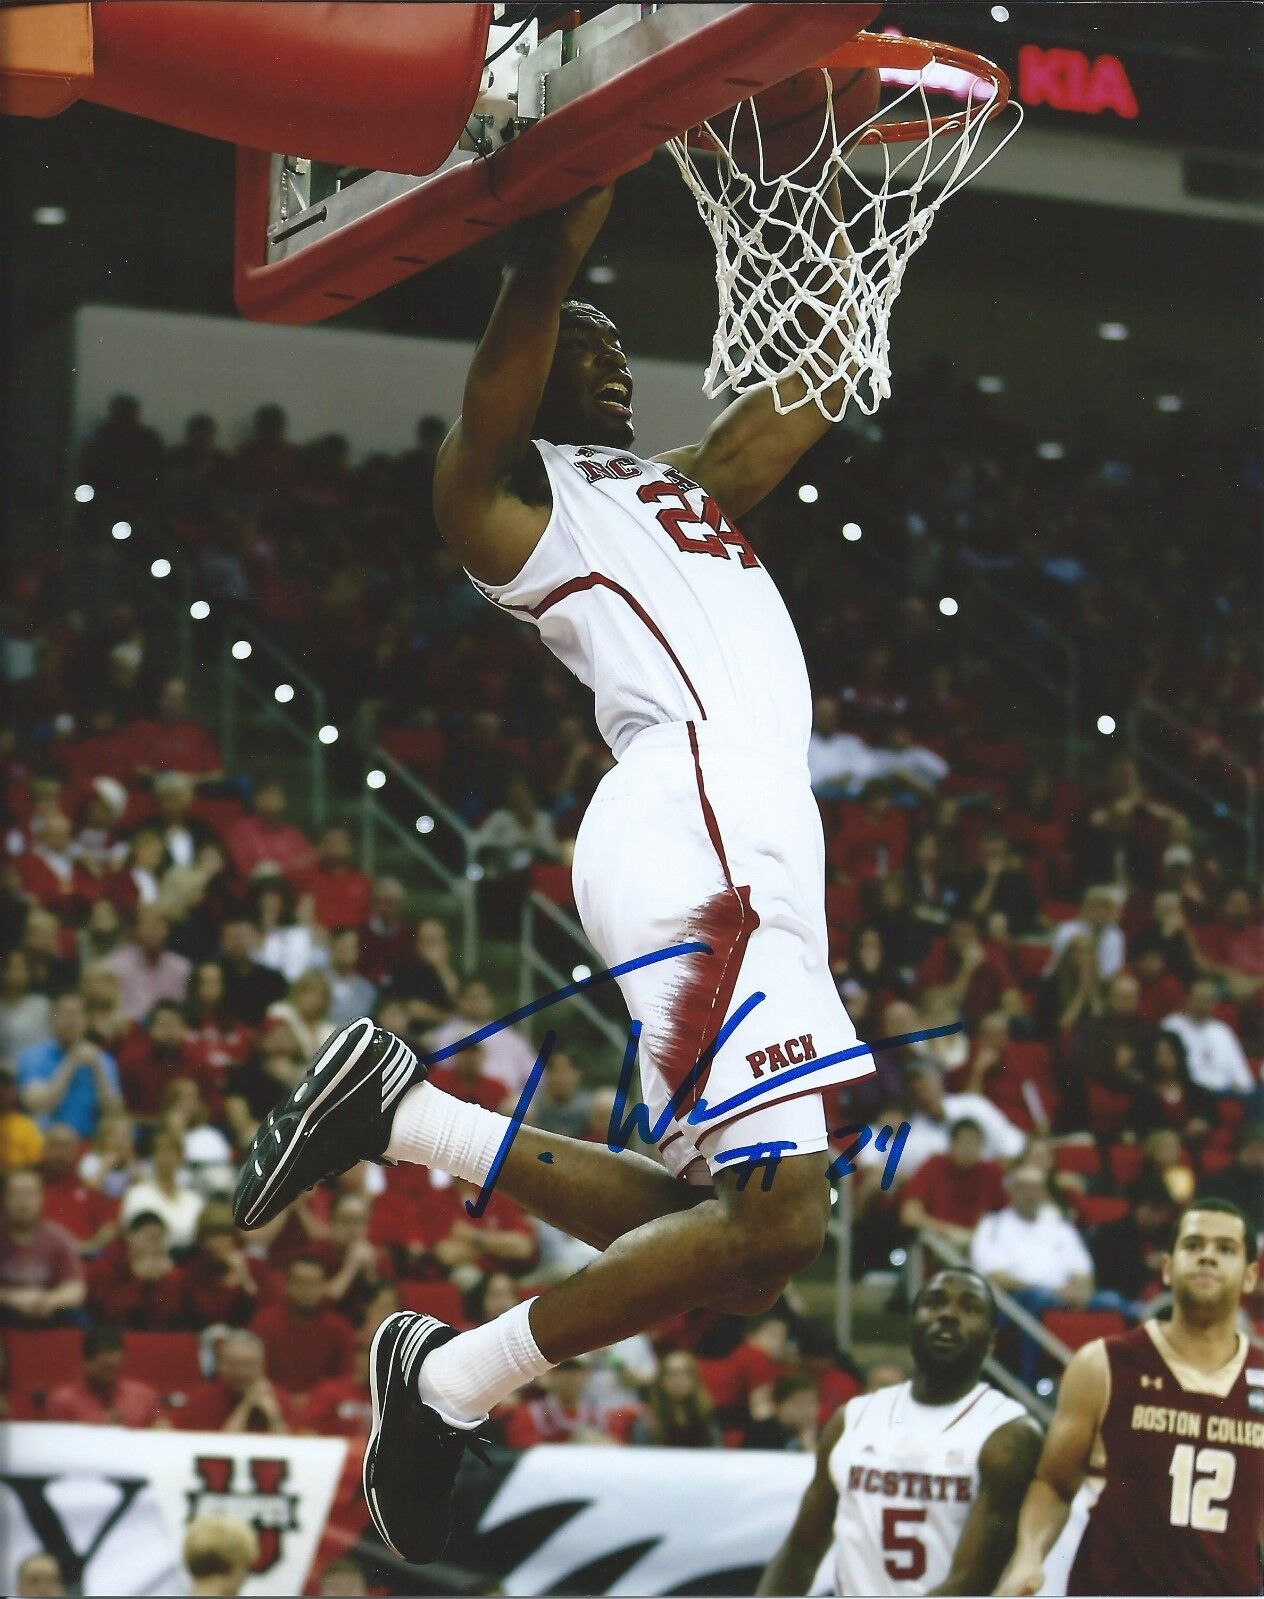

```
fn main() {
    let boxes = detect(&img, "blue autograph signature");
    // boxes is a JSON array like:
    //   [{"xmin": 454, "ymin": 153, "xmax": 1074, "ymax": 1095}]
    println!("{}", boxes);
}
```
[{"xmin": 412, "ymin": 939, "xmax": 961, "ymax": 1217}]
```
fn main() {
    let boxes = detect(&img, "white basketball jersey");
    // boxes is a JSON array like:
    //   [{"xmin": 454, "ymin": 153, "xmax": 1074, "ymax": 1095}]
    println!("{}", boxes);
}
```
[
  {"xmin": 829, "ymin": 1380, "xmax": 1028, "ymax": 1597},
  {"xmin": 467, "ymin": 441, "xmax": 813, "ymax": 760}
]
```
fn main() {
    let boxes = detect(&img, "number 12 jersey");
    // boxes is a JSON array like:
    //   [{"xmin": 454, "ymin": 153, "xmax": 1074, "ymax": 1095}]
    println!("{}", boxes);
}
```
[{"xmin": 1068, "ymin": 1322, "xmax": 1264, "ymax": 1595}]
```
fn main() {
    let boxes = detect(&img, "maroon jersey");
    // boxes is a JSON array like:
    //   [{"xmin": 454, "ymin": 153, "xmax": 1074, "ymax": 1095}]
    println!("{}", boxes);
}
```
[{"xmin": 1069, "ymin": 1324, "xmax": 1264, "ymax": 1596}]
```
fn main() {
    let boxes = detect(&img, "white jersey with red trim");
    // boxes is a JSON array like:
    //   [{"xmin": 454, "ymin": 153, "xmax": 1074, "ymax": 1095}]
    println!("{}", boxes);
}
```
[
  {"xmin": 828, "ymin": 1380, "xmax": 1028, "ymax": 1596},
  {"xmin": 467, "ymin": 440, "xmax": 813, "ymax": 760}
]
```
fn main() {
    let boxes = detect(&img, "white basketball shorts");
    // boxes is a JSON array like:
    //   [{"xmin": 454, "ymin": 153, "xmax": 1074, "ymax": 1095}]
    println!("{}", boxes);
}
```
[{"xmin": 571, "ymin": 720, "xmax": 873, "ymax": 1182}]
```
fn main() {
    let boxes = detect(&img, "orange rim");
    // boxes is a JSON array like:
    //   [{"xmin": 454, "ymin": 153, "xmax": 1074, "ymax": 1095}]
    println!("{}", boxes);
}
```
[{"xmin": 814, "ymin": 32, "xmax": 1012, "ymax": 145}]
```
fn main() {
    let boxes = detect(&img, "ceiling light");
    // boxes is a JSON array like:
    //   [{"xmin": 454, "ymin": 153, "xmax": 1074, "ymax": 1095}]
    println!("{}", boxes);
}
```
[
  {"xmin": 798, "ymin": 483, "xmax": 819, "ymax": 504},
  {"xmin": 572, "ymin": 964, "xmax": 592, "ymax": 983},
  {"xmin": 1155, "ymin": 394, "xmax": 1183, "ymax": 413},
  {"xmin": 1037, "ymin": 441, "xmax": 1066, "ymax": 460},
  {"xmin": 150, "ymin": 558, "xmax": 171, "ymax": 578},
  {"xmin": 939, "ymin": 596, "xmax": 959, "ymax": 617},
  {"xmin": 111, "ymin": 521, "xmax": 132, "ymax": 541},
  {"xmin": 976, "ymin": 374, "xmax": 1005, "ymax": 394},
  {"xmin": 74, "ymin": 484, "xmax": 94, "ymax": 504},
  {"xmin": 231, "ymin": 640, "xmax": 252, "ymax": 660},
  {"xmin": 415, "ymin": 815, "xmax": 435, "ymax": 834},
  {"xmin": 366, "ymin": 769, "xmax": 386, "ymax": 790},
  {"xmin": 990, "ymin": 4, "xmax": 1010, "ymax": 19},
  {"xmin": 842, "ymin": 521, "xmax": 863, "ymax": 542},
  {"xmin": 274, "ymin": 683, "xmax": 295, "ymax": 704},
  {"xmin": 318, "ymin": 725, "xmax": 339, "ymax": 745},
  {"xmin": 1097, "ymin": 321, "xmax": 1129, "ymax": 341},
  {"xmin": 1097, "ymin": 714, "xmax": 1117, "ymax": 735},
  {"xmin": 33, "ymin": 206, "xmax": 67, "ymax": 226},
  {"xmin": 189, "ymin": 600, "xmax": 211, "ymax": 620},
  {"xmin": 585, "ymin": 263, "xmax": 617, "ymax": 285}
]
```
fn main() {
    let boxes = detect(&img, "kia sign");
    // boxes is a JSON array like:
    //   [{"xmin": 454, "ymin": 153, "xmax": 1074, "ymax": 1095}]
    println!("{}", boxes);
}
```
[{"xmin": 1019, "ymin": 47, "xmax": 1139, "ymax": 119}]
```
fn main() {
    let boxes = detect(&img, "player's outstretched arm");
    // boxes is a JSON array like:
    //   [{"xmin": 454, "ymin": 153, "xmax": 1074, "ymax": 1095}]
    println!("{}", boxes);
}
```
[
  {"xmin": 656, "ymin": 179, "xmax": 855, "ymax": 518},
  {"xmin": 929, "ymin": 1415, "xmax": 1043, "ymax": 1597},
  {"xmin": 434, "ymin": 185, "xmax": 615, "ymax": 585},
  {"xmin": 756, "ymin": 1409, "xmax": 844, "ymax": 1596},
  {"xmin": 995, "ymin": 1340, "xmax": 1108, "ymax": 1596}
]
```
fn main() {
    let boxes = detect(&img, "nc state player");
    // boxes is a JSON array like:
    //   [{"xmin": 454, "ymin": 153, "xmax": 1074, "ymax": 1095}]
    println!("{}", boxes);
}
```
[
  {"xmin": 235, "ymin": 182, "xmax": 878, "ymax": 1562},
  {"xmin": 999, "ymin": 1199, "xmax": 1263, "ymax": 1596},
  {"xmin": 759, "ymin": 1268, "xmax": 1042, "ymax": 1596}
]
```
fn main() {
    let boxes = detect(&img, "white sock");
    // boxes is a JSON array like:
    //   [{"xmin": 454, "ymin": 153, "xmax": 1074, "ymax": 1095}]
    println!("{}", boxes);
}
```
[
  {"xmin": 419, "ymin": 1298, "xmax": 552, "ymax": 1425},
  {"xmin": 384, "ymin": 1080, "xmax": 506, "ymax": 1183}
]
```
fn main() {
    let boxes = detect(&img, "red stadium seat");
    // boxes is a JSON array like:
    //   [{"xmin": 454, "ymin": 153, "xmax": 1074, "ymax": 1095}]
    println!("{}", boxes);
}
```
[
  {"xmin": 1042, "ymin": 1309, "xmax": 1128, "ymax": 1351},
  {"xmin": 1200, "ymin": 1147, "xmax": 1235, "ymax": 1177},
  {"xmin": 378, "ymin": 727, "xmax": 447, "ymax": 778},
  {"xmin": 825, "ymin": 882, "xmax": 862, "ymax": 930},
  {"xmin": 1041, "ymin": 900, "xmax": 1080, "ymax": 927},
  {"xmin": 1106, "ymin": 1144, "xmax": 1145, "ymax": 1189},
  {"xmin": 1069, "ymin": 1193, "xmax": 1131, "ymax": 1227},
  {"xmin": 1053, "ymin": 1143, "xmax": 1102, "ymax": 1179},
  {"xmin": 1086, "ymin": 1083, "xmax": 1133, "ymax": 1141},
  {"xmin": 5, "ymin": 1328, "xmax": 82, "ymax": 1413},
  {"xmin": 189, "ymin": 795, "xmax": 245, "ymax": 835},
  {"xmin": 1011, "ymin": 943, "xmax": 1052, "ymax": 983},
  {"xmin": 960, "ymin": 738, "xmax": 1029, "ymax": 777},
  {"xmin": 121, "ymin": 1331, "xmax": 201, "ymax": 1397},
  {"xmin": 397, "ymin": 1281, "xmax": 470, "ymax": 1328},
  {"xmin": 530, "ymin": 861, "xmax": 575, "ymax": 907}
]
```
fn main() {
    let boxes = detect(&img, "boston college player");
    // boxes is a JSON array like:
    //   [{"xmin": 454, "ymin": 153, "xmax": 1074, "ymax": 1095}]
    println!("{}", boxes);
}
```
[
  {"xmin": 235, "ymin": 181, "xmax": 879, "ymax": 1563},
  {"xmin": 758, "ymin": 1268, "xmax": 1042, "ymax": 1596},
  {"xmin": 1000, "ymin": 1198, "xmax": 1263, "ymax": 1596}
]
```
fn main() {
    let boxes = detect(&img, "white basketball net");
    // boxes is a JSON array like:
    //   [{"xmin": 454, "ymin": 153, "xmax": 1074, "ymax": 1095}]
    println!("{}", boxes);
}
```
[{"xmin": 667, "ymin": 59, "xmax": 1023, "ymax": 419}]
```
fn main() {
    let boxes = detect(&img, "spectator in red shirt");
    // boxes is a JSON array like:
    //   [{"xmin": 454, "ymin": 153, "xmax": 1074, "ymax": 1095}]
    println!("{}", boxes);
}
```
[
  {"xmin": 176, "ymin": 1328, "xmax": 298, "ymax": 1432},
  {"xmin": 704, "ymin": 1313, "xmax": 795, "ymax": 1423},
  {"xmin": 796, "ymin": 1322, "xmax": 861, "ymax": 1427},
  {"xmin": 503, "ymin": 1359, "xmax": 617, "ymax": 1448},
  {"xmin": 357, "ymin": 878, "xmax": 414, "ymax": 984},
  {"xmin": 38, "ymin": 1121, "xmax": 117, "ymax": 1253},
  {"xmin": 831, "ymin": 787, "xmax": 909, "ymax": 881},
  {"xmin": 0, "ymin": 1168, "xmax": 87, "ymax": 1326},
  {"xmin": 897, "ymin": 1116, "xmax": 1007, "ymax": 1254},
  {"xmin": 305, "ymin": 1342, "xmax": 374, "ymax": 1440},
  {"xmin": 128, "ymin": 677, "xmax": 224, "ymax": 785},
  {"xmin": 101, "ymin": 830, "xmax": 166, "ymax": 918},
  {"xmin": 88, "ymin": 1210, "xmax": 185, "ymax": 1330},
  {"xmin": 918, "ymin": 914, "xmax": 1012, "ymax": 1029},
  {"xmin": 1197, "ymin": 883, "xmax": 1264, "ymax": 988},
  {"xmin": 302, "ymin": 827, "xmax": 373, "ymax": 931},
  {"xmin": 180, "ymin": 1202, "xmax": 274, "ymax": 1328},
  {"xmin": 46, "ymin": 1325, "xmax": 162, "ymax": 1427},
  {"xmin": 1128, "ymin": 945, "xmax": 1188, "ymax": 1026},
  {"xmin": 318, "ymin": 1192, "xmax": 393, "ymax": 1324},
  {"xmin": 251, "ymin": 1254, "xmax": 354, "ymax": 1393},
  {"xmin": 16, "ymin": 811, "xmax": 99, "ymax": 921},
  {"xmin": 428, "ymin": 1042, "xmax": 510, "ymax": 1113},
  {"xmin": 225, "ymin": 782, "xmax": 315, "ymax": 883},
  {"xmin": 116, "ymin": 1000, "xmax": 205, "ymax": 1122}
]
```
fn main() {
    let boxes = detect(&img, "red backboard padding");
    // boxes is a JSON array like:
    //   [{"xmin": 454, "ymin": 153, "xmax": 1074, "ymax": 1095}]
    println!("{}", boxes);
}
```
[{"xmin": 86, "ymin": 4, "xmax": 492, "ymax": 177}]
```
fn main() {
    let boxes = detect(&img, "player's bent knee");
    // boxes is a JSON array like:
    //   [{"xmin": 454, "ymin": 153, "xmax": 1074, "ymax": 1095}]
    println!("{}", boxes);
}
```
[
  {"xmin": 720, "ymin": 1153, "xmax": 831, "ymax": 1282},
  {"xmin": 718, "ymin": 1280, "xmax": 789, "ymax": 1317}
]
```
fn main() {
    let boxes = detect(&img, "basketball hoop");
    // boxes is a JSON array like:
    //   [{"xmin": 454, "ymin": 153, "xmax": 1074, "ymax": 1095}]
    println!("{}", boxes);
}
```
[{"xmin": 668, "ymin": 32, "xmax": 1023, "ymax": 419}]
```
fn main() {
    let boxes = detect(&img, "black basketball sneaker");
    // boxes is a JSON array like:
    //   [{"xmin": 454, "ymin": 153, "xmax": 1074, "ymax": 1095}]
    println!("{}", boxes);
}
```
[
  {"xmin": 365, "ymin": 1311, "xmax": 489, "ymax": 1564},
  {"xmin": 233, "ymin": 1016, "xmax": 425, "ymax": 1230}
]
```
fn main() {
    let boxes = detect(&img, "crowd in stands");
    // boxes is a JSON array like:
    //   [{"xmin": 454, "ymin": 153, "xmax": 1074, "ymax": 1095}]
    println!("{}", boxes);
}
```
[{"xmin": 1, "ymin": 387, "xmax": 1260, "ymax": 1589}]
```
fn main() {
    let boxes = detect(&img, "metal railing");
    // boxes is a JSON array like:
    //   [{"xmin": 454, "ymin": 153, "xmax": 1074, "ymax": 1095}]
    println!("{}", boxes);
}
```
[
  {"xmin": 519, "ymin": 890, "xmax": 630, "ymax": 1057},
  {"xmin": 1128, "ymin": 694, "xmax": 1259, "ymax": 877},
  {"xmin": 218, "ymin": 629, "xmax": 330, "ymax": 829},
  {"xmin": 360, "ymin": 748, "xmax": 479, "ymax": 973}
]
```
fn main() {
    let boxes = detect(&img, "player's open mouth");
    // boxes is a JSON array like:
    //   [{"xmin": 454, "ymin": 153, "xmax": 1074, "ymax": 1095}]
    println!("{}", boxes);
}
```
[
  {"xmin": 929, "ymin": 1329, "xmax": 961, "ymax": 1348},
  {"xmin": 596, "ymin": 380, "xmax": 632, "ymax": 416}
]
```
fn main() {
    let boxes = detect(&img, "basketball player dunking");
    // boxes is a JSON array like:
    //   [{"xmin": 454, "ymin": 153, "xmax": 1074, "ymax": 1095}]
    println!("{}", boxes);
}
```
[
  {"xmin": 999, "ymin": 1199, "xmax": 1263, "ymax": 1596},
  {"xmin": 758, "ymin": 1268, "xmax": 1042, "ymax": 1597},
  {"xmin": 234, "ymin": 183, "xmax": 877, "ymax": 1561}
]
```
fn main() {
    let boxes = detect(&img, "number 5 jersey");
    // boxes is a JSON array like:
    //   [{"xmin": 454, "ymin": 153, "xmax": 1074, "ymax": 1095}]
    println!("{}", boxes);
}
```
[
  {"xmin": 1068, "ymin": 1322, "xmax": 1264, "ymax": 1596},
  {"xmin": 828, "ymin": 1380, "xmax": 1029, "ymax": 1596}
]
